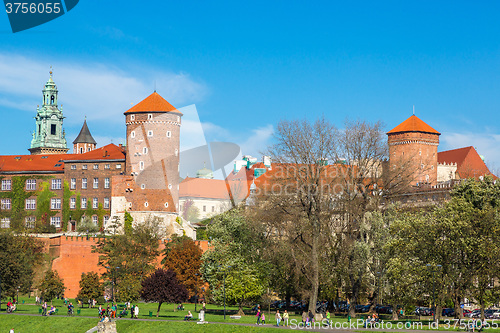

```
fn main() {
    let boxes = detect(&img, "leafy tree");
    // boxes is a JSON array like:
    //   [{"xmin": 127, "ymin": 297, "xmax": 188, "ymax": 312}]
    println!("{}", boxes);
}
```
[
  {"xmin": 162, "ymin": 235, "xmax": 203, "ymax": 296},
  {"xmin": 124, "ymin": 210, "xmax": 133, "ymax": 235},
  {"xmin": 93, "ymin": 216, "xmax": 162, "ymax": 301},
  {"xmin": 39, "ymin": 270, "xmax": 66, "ymax": 302},
  {"xmin": 77, "ymin": 272, "xmax": 103, "ymax": 304},
  {"xmin": 117, "ymin": 274, "xmax": 142, "ymax": 302},
  {"xmin": 141, "ymin": 268, "xmax": 188, "ymax": 317},
  {"xmin": 182, "ymin": 199, "xmax": 200, "ymax": 222},
  {"xmin": 77, "ymin": 216, "xmax": 99, "ymax": 236},
  {"xmin": 201, "ymin": 209, "xmax": 267, "ymax": 313},
  {"xmin": 0, "ymin": 233, "xmax": 44, "ymax": 298}
]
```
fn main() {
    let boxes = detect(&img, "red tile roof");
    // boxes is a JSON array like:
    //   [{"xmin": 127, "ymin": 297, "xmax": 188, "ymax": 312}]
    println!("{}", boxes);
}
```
[
  {"xmin": 124, "ymin": 92, "xmax": 183, "ymax": 115},
  {"xmin": 62, "ymin": 144, "xmax": 125, "ymax": 162},
  {"xmin": 438, "ymin": 146, "xmax": 496, "ymax": 179},
  {"xmin": 387, "ymin": 115, "xmax": 440, "ymax": 135},
  {"xmin": 180, "ymin": 177, "xmax": 231, "ymax": 200},
  {"xmin": 0, "ymin": 153, "xmax": 68, "ymax": 173},
  {"xmin": 0, "ymin": 144, "xmax": 125, "ymax": 174}
]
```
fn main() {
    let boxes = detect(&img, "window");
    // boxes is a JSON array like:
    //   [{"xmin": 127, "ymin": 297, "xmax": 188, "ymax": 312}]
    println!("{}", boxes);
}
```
[
  {"xmin": 82, "ymin": 164, "xmax": 88, "ymax": 170},
  {"xmin": 103, "ymin": 215, "xmax": 109, "ymax": 225},
  {"xmin": 104, "ymin": 198, "xmax": 110, "ymax": 209},
  {"xmin": 1, "ymin": 198, "xmax": 11, "ymax": 210},
  {"xmin": 25, "ymin": 216, "xmax": 35, "ymax": 229},
  {"xmin": 70, "ymin": 197, "xmax": 76, "ymax": 209},
  {"xmin": 104, "ymin": 164, "xmax": 110, "ymax": 169},
  {"xmin": 175, "ymin": 149, "xmax": 178, "ymax": 157},
  {"xmin": 203, "ymin": 205, "xmax": 206, "ymax": 212},
  {"xmin": 51, "ymin": 198, "xmax": 61, "ymax": 210},
  {"xmin": 140, "ymin": 161, "xmax": 144, "ymax": 170},
  {"xmin": 81, "ymin": 197, "xmax": 87, "ymax": 209},
  {"xmin": 164, "ymin": 202, "xmax": 169, "ymax": 208},
  {"xmin": 2, "ymin": 179, "xmax": 12, "ymax": 191},
  {"xmin": 51, "ymin": 124, "xmax": 56, "ymax": 135},
  {"xmin": 71, "ymin": 165, "xmax": 76, "ymax": 170},
  {"xmin": 88, "ymin": 147, "xmax": 92, "ymax": 152},
  {"xmin": 212, "ymin": 206, "xmax": 215, "ymax": 212},
  {"xmin": 104, "ymin": 178, "xmax": 110, "ymax": 189},
  {"xmin": 131, "ymin": 131, "xmax": 135, "ymax": 138},
  {"xmin": 93, "ymin": 198, "xmax": 98, "ymax": 209},
  {"xmin": 148, "ymin": 114, "xmax": 153, "ymax": 120},
  {"xmin": 51, "ymin": 179, "xmax": 62, "ymax": 190},
  {"xmin": 1, "ymin": 218, "xmax": 10, "ymax": 228},
  {"xmin": 116, "ymin": 164, "xmax": 122, "ymax": 169},
  {"xmin": 144, "ymin": 202, "xmax": 149, "ymax": 207},
  {"xmin": 70, "ymin": 178, "xmax": 76, "ymax": 190},
  {"xmin": 93, "ymin": 178, "xmax": 99, "ymax": 189},
  {"xmin": 141, "ymin": 184, "xmax": 146, "ymax": 189},
  {"xmin": 143, "ymin": 147, "xmax": 148, "ymax": 154},
  {"xmin": 92, "ymin": 215, "xmax": 98, "ymax": 225},
  {"xmin": 177, "ymin": 116, "xmax": 180, "ymax": 122},
  {"xmin": 50, "ymin": 216, "xmax": 61, "ymax": 228},
  {"xmin": 147, "ymin": 130, "xmax": 153, "ymax": 137},
  {"xmin": 26, "ymin": 179, "xmax": 36, "ymax": 190},
  {"xmin": 93, "ymin": 164, "xmax": 99, "ymax": 170},
  {"xmin": 166, "ymin": 131, "xmax": 171, "ymax": 138},
  {"xmin": 25, "ymin": 199, "xmax": 36, "ymax": 210},
  {"xmin": 168, "ymin": 184, "xmax": 172, "ymax": 189},
  {"xmin": 131, "ymin": 115, "xmax": 135, "ymax": 121},
  {"xmin": 80, "ymin": 147, "xmax": 83, "ymax": 154},
  {"xmin": 82, "ymin": 178, "xmax": 87, "ymax": 189}
]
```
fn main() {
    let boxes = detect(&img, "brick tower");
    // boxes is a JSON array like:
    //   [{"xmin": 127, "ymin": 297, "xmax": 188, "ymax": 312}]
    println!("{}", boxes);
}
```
[
  {"xmin": 73, "ymin": 119, "xmax": 97, "ymax": 154},
  {"xmin": 124, "ymin": 92, "xmax": 182, "ymax": 211},
  {"xmin": 387, "ymin": 115, "xmax": 440, "ymax": 186}
]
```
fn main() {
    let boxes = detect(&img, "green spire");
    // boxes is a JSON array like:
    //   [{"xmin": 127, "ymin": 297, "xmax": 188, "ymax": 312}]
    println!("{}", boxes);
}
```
[{"xmin": 29, "ymin": 69, "xmax": 68, "ymax": 155}]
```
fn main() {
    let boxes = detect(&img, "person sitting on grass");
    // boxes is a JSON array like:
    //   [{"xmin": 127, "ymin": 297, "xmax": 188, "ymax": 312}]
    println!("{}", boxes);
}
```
[
  {"xmin": 48, "ymin": 306, "xmax": 56, "ymax": 315},
  {"xmin": 184, "ymin": 311, "xmax": 193, "ymax": 321},
  {"xmin": 177, "ymin": 303, "xmax": 185, "ymax": 311}
]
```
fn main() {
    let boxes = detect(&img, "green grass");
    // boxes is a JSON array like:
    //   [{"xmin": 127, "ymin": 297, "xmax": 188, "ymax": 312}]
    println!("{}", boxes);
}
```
[
  {"xmin": 116, "ymin": 321, "xmax": 279, "ymax": 332},
  {"xmin": 0, "ymin": 315, "xmax": 97, "ymax": 333}
]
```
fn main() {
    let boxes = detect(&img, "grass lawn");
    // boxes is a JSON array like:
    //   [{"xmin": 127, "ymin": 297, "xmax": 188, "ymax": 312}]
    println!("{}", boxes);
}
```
[
  {"xmin": 0, "ymin": 315, "xmax": 97, "ymax": 333},
  {"xmin": 116, "ymin": 321, "xmax": 279, "ymax": 332}
]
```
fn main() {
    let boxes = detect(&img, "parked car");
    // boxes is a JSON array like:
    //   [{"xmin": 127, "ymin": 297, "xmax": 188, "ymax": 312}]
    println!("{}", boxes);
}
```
[{"xmin": 442, "ymin": 308, "xmax": 455, "ymax": 317}]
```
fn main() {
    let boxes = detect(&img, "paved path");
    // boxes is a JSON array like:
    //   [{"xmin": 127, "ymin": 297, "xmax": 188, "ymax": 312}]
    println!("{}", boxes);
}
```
[{"xmin": 1, "ymin": 312, "xmax": 457, "ymax": 333}]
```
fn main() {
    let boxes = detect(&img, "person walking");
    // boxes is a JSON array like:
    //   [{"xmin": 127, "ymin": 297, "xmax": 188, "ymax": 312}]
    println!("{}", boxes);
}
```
[
  {"xmin": 256, "ymin": 309, "xmax": 261, "ymax": 325},
  {"xmin": 42, "ymin": 302, "xmax": 47, "ymax": 316},
  {"xmin": 134, "ymin": 304, "xmax": 139, "ymax": 319},
  {"xmin": 275, "ymin": 310, "xmax": 282, "ymax": 326},
  {"xmin": 308, "ymin": 310, "xmax": 314, "ymax": 326},
  {"xmin": 261, "ymin": 311, "xmax": 266, "ymax": 325},
  {"xmin": 302, "ymin": 310, "xmax": 307, "ymax": 324},
  {"xmin": 325, "ymin": 310, "xmax": 331, "ymax": 326},
  {"xmin": 130, "ymin": 305, "xmax": 135, "ymax": 319},
  {"xmin": 283, "ymin": 309, "xmax": 289, "ymax": 326}
]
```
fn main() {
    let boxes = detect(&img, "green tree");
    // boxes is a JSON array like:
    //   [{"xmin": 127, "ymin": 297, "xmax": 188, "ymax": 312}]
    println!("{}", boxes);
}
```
[
  {"xmin": 93, "ymin": 216, "xmax": 162, "ymax": 301},
  {"xmin": 77, "ymin": 272, "xmax": 103, "ymax": 304},
  {"xmin": 124, "ymin": 210, "xmax": 133, "ymax": 235},
  {"xmin": 0, "ymin": 232, "xmax": 44, "ymax": 298},
  {"xmin": 77, "ymin": 216, "xmax": 100, "ymax": 236},
  {"xmin": 39, "ymin": 270, "xmax": 66, "ymax": 302}
]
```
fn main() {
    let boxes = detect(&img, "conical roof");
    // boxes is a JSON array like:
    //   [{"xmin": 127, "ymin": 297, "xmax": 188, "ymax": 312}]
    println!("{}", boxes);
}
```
[
  {"xmin": 387, "ymin": 115, "xmax": 440, "ymax": 135},
  {"xmin": 73, "ymin": 119, "xmax": 97, "ymax": 144},
  {"xmin": 124, "ymin": 92, "xmax": 183, "ymax": 115}
]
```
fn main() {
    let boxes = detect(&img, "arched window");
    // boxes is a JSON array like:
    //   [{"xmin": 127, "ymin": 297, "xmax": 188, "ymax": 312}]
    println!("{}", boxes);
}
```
[{"xmin": 50, "ymin": 95, "xmax": 55, "ymax": 104}]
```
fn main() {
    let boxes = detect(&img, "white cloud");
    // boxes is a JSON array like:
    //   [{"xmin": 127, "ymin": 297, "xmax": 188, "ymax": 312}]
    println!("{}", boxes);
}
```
[
  {"xmin": 0, "ymin": 52, "xmax": 207, "ymax": 125},
  {"xmin": 239, "ymin": 124, "xmax": 274, "ymax": 157},
  {"xmin": 441, "ymin": 132, "xmax": 500, "ymax": 173}
]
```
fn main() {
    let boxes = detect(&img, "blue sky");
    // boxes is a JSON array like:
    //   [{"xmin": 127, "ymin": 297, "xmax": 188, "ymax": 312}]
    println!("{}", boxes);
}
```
[{"xmin": 1, "ymin": 1, "xmax": 499, "ymax": 172}]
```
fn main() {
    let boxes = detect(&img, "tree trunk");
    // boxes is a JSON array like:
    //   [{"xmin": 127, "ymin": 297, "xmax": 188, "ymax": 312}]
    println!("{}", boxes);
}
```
[
  {"xmin": 237, "ymin": 301, "xmax": 245, "ymax": 316},
  {"xmin": 392, "ymin": 306, "xmax": 399, "ymax": 321},
  {"xmin": 436, "ymin": 305, "xmax": 442, "ymax": 321},
  {"xmin": 157, "ymin": 302, "xmax": 162, "ymax": 317},
  {"xmin": 308, "ymin": 231, "xmax": 319, "ymax": 314},
  {"xmin": 454, "ymin": 295, "xmax": 462, "ymax": 319}
]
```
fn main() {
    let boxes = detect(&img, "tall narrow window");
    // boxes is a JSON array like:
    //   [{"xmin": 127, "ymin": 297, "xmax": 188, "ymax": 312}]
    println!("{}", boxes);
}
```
[
  {"xmin": 93, "ymin": 178, "xmax": 99, "ymax": 189},
  {"xmin": 104, "ymin": 198, "xmax": 110, "ymax": 209},
  {"xmin": 93, "ymin": 198, "xmax": 98, "ymax": 209},
  {"xmin": 70, "ymin": 178, "xmax": 76, "ymax": 190},
  {"xmin": 81, "ymin": 198, "xmax": 87, "ymax": 209},
  {"xmin": 51, "ymin": 124, "xmax": 56, "ymax": 135},
  {"xmin": 140, "ymin": 161, "xmax": 144, "ymax": 170},
  {"xmin": 82, "ymin": 178, "xmax": 87, "ymax": 189},
  {"xmin": 104, "ymin": 178, "xmax": 110, "ymax": 189}
]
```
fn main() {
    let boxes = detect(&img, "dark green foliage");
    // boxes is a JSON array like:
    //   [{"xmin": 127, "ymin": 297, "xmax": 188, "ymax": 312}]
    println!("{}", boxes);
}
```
[
  {"xmin": 0, "ymin": 232, "xmax": 44, "ymax": 298},
  {"xmin": 39, "ymin": 270, "xmax": 66, "ymax": 301},
  {"xmin": 124, "ymin": 210, "xmax": 133, "ymax": 235},
  {"xmin": 77, "ymin": 272, "xmax": 103, "ymax": 303}
]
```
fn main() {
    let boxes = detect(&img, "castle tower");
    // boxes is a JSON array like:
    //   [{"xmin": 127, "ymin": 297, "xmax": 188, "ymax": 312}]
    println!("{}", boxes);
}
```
[
  {"xmin": 387, "ymin": 115, "xmax": 440, "ymax": 186},
  {"xmin": 124, "ymin": 92, "xmax": 182, "ymax": 210},
  {"xmin": 29, "ymin": 70, "xmax": 69, "ymax": 155},
  {"xmin": 73, "ymin": 119, "xmax": 97, "ymax": 154}
]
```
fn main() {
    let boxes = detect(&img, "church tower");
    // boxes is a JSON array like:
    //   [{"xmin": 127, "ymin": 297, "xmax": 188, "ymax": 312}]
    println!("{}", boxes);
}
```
[
  {"xmin": 73, "ymin": 119, "xmax": 97, "ymax": 154},
  {"xmin": 387, "ymin": 115, "xmax": 440, "ymax": 186},
  {"xmin": 29, "ymin": 70, "xmax": 68, "ymax": 155}
]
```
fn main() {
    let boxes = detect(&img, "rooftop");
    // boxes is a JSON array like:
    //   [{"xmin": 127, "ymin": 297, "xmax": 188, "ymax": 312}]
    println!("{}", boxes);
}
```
[
  {"xmin": 124, "ymin": 92, "xmax": 183, "ymax": 115},
  {"xmin": 387, "ymin": 115, "xmax": 440, "ymax": 135}
]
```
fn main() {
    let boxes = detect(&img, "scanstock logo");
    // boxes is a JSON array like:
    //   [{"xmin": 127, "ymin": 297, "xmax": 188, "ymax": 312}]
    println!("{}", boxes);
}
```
[{"xmin": 4, "ymin": 0, "xmax": 79, "ymax": 33}]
